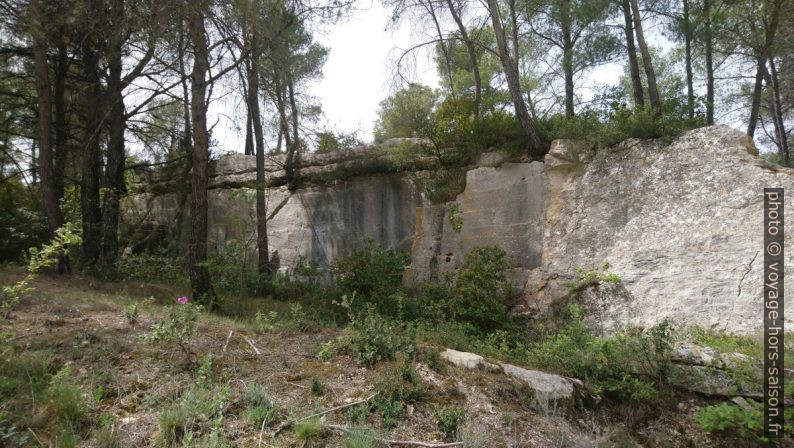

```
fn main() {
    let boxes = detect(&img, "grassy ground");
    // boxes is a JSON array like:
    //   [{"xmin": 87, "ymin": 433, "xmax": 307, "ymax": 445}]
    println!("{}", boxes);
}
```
[{"xmin": 0, "ymin": 269, "xmax": 756, "ymax": 447}]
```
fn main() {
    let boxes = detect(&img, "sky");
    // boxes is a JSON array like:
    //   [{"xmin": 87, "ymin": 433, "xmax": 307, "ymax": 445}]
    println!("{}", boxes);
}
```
[{"xmin": 307, "ymin": 1, "xmax": 440, "ymax": 138}]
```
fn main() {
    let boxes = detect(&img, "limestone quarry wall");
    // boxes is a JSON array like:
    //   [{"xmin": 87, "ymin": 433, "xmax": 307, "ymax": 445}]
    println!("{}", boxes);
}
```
[{"xmin": 125, "ymin": 126, "xmax": 793, "ymax": 334}]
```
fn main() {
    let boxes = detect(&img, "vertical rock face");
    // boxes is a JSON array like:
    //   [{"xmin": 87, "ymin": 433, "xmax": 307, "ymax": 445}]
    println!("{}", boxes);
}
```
[
  {"xmin": 266, "ymin": 174, "xmax": 422, "ymax": 269},
  {"xmin": 409, "ymin": 162, "xmax": 546, "ymax": 285},
  {"xmin": 125, "ymin": 125, "xmax": 792, "ymax": 334},
  {"xmin": 532, "ymin": 125, "xmax": 793, "ymax": 334}
]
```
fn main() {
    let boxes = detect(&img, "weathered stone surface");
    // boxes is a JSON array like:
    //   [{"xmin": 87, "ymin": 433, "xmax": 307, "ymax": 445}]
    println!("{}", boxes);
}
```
[
  {"xmin": 475, "ymin": 150, "xmax": 509, "ymax": 167},
  {"xmin": 440, "ymin": 348, "xmax": 499, "ymax": 371},
  {"xmin": 125, "ymin": 125, "xmax": 793, "ymax": 334},
  {"xmin": 499, "ymin": 362, "xmax": 584, "ymax": 413},
  {"xmin": 409, "ymin": 162, "xmax": 546, "ymax": 286},
  {"xmin": 535, "ymin": 125, "xmax": 793, "ymax": 334}
]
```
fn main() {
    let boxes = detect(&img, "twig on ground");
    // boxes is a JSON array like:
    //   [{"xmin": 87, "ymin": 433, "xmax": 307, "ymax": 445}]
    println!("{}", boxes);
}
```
[
  {"xmin": 271, "ymin": 393, "xmax": 377, "ymax": 438},
  {"xmin": 299, "ymin": 393, "xmax": 377, "ymax": 421},
  {"xmin": 258, "ymin": 415, "xmax": 267, "ymax": 448},
  {"xmin": 325, "ymin": 424, "xmax": 464, "ymax": 447},
  {"xmin": 27, "ymin": 428, "xmax": 44, "ymax": 447},
  {"xmin": 244, "ymin": 336, "xmax": 261, "ymax": 355},
  {"xmin": 222, "ymin": 330, "xmax": 233, "ymax": 352},
  {"xmin": 287, "ymin": 381, "xmax": 309, "ymax": 389}
]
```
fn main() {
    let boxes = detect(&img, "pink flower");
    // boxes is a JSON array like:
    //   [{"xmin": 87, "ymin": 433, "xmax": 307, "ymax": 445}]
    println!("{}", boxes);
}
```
[{"xmin": 177, "ymin": 296, "xmax": 189, "ymax": 305}]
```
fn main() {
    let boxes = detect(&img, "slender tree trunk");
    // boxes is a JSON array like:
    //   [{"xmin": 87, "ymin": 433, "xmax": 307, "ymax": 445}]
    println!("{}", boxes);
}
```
[
  {"xmin": 80, "ymin": 3, "xmax": 103, "ymax": 265},
  {"xmin": 244, "ymin": 109, "xmax": 254, "ymax": 155},
  {"xmin": 247, "ymin": 32, "xmax": 271, "ymax": 279},
  {"xmin": 629, "ymin": 0, "xmax": 660, "ymax": 113},
  {"xmin": 54, "ymin": 38, "xmax": 68, "ymax": 204},
  {"xmin": 426, "ymin": 1, "xmax": 455, "ymax": 99},
  {"xmin": 485, "ymin": 0, "xmax": 545, "ymax": 158},
  {"xmin": 285, "ymin": 74, "xmax": 300, "ymax": 190},
  {"xmin": 187, "ymin": 0, "xmax": 214, "ymax": 304},
  {"xmin": 621, "ymin": 0, "xmax": 644, "ymax": 108},
  {"xmin": 766, "ymin": 57, "xmax": 789, "ymax": 163},
  {"xmin": 178, "ymin": 22, "xmax": 192, "ymax": 161},
  {"xmin": 747, "ymin": 55, "xmax": 765, "ymax": 137},
  {"xmin": 682, "ymin": 0, "xmax": 695, "ymax": 119},
  {"xmin": 446, "ymin": 0, "xmax": 481, "ymax": 116},
  {"xmin": 704, "ymin": 0, "xmax": 714, "ymax": 124},
  {"xmin": 561, "ymin": 0, "xmax": 574, "ymax": 118},
  {"xmin": 30, "ymin": 0, "xmax": 63, "ymax": 240},
  {"xmin": 275, "ymin": 78, "xmax": 291, "ymax": 156},
  {"xmin": 102, "ymin": 25, "xmax": 126, "ymax": 266}
]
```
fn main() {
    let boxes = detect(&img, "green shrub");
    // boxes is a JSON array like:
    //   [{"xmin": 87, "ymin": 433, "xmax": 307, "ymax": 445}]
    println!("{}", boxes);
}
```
[
  {"xmin": 244, "ymin": 385, "xmax": 279, "ymax": 428},
  {"xmin": 688, "ymin": 326, "xmax": 762, "ymax": 359},
  {"xmin": 310, "ymin": 376, "xmax": 326, "ymax": 396},
  {"xmin": 157, "ymin": 385, "xmax": 228, "ymax": 447},
  {"xmin": 331, "ymin": 240, "xmax": 409, "ymax": 318},
  {"xmin": 1, "ymin": 222, "xmax": 81, "ymax": 315},
  {"xmin": 116, "ymin": 250, "xmax": 187, "ymax": 286},
  {"xmin": 94, "ymin": 415, "xmax": 123, "ymax": 448},
  {"xmin": 46, "ymin": 367, "xmax": 89, "ymax": 429},
  {"xmin": 372, "ymin": 358, "xmax": 425, "ymax": 428},
  {"xmin": 408, "ymin": 167, "xmax": 468, "ymax": 204},
  {"xmin": 443, "ymin": 246, "xmax": 512, "ymax": 333},
  {"xmin": 123, "ymin": 303, "xmax": 139, "ymax": 325},
  {"xmin": 293, "ymin": 417, "xmax": 325, "ymax": 446},
  {"xmin": 144, "ymin": 299, "xmax": 203, "ymax": 363},
  {"xmin": 0, "ymin": 349, "xmax": 53, "ymax": 399},
  {"xmin": 564, "ymin": 263, "xmax": 621, "ymax": 299},
  {"xmin": 345, "ymin": 306, "xmax": 416, "ymax": 367},
  {"xmin": 345, "ymin": 403, "xmax": 370, "ymax": 425},
  {"xmin": 433, "ymin": 405, "xmax": 466, "ymax": 441},
  {"xmin": 252, "ymin": 310, "xmax": 278, "ymax": 333},
  {"xmin": 343, "ymin": 430, "xmax": 379, "ymax": 448},
  {"xmin": 697, "ymin": 402, "xmax": 765, "ymax": 442},
  {"xmin": 288, "ymin": 303, "xmax": 311, "ymax": 332},
  {"xmin": 316, "ymin": 130, "xmax": 362, "ymax": 153},
  {"xmin": 527, "ymin": 307, "xmax": 674, "ymax": 402},
  {"xmin": 428, "ymin": 98, "xmax": 526, "ymax": 163}
]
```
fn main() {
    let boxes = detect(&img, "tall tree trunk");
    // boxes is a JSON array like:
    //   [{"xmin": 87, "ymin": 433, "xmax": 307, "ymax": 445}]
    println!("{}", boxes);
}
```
[
  {"xmin": 682, "ymin": 0, "xmax": 695, "ymax": 119},
  {"xmin": 54, "ymin": 38, "xmax": 68, "ymax": 196},
  {"xmin": 102, "ymin": 15, "xmax": 126, "ymax": 266},
  {"xmin": 561, "ymin": 0, "xmax": 574, "ymax": 118},
  {"xmin": 485, "ymin": 0, "xmax": 545, "ymax": 158},
  {"xmin": 629, "ymin": 0, "xmax": 660, "ymax": 113},
  {"xmin": 446, "ymin": 0, "xmax": 481, "ymax": 116},
  {"xmin": 704, "ymin": 0, "xmax": 714, "ymax": 124},
  {"xmin": 178, "ymin": 22, "xmax": 192, "ymax": 161},
  {"xmin": 747, "ymin": 55, "xmax": 765, "ymax": 137},
  {"xmin": 187, "ymin": 0, "xmax": 214, "ymax": 304},
  {"xmin": 80, "ymin": 3, "xmax": 103, "ymax": 265},
  {"xmin": 30, "ymin": 0, "xmax": 63, "ymax": 239},
  {"xmin": 247, "ymin": 32, "xmax": 271, "ymax": 279},
  {"xmin": 621, "ymin": 0, "xmax": 644, "ymax": 108},
  {"xmin": 766, "ymin": 57, "xmax": 790, "ymax": 163},
  {"xmin": 285, "ymin": 74, "xmax": 300, "ymax": 190},
  {"xmin": 174, "ymin": 17, "xmax": 192, "ymax": 248}
]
